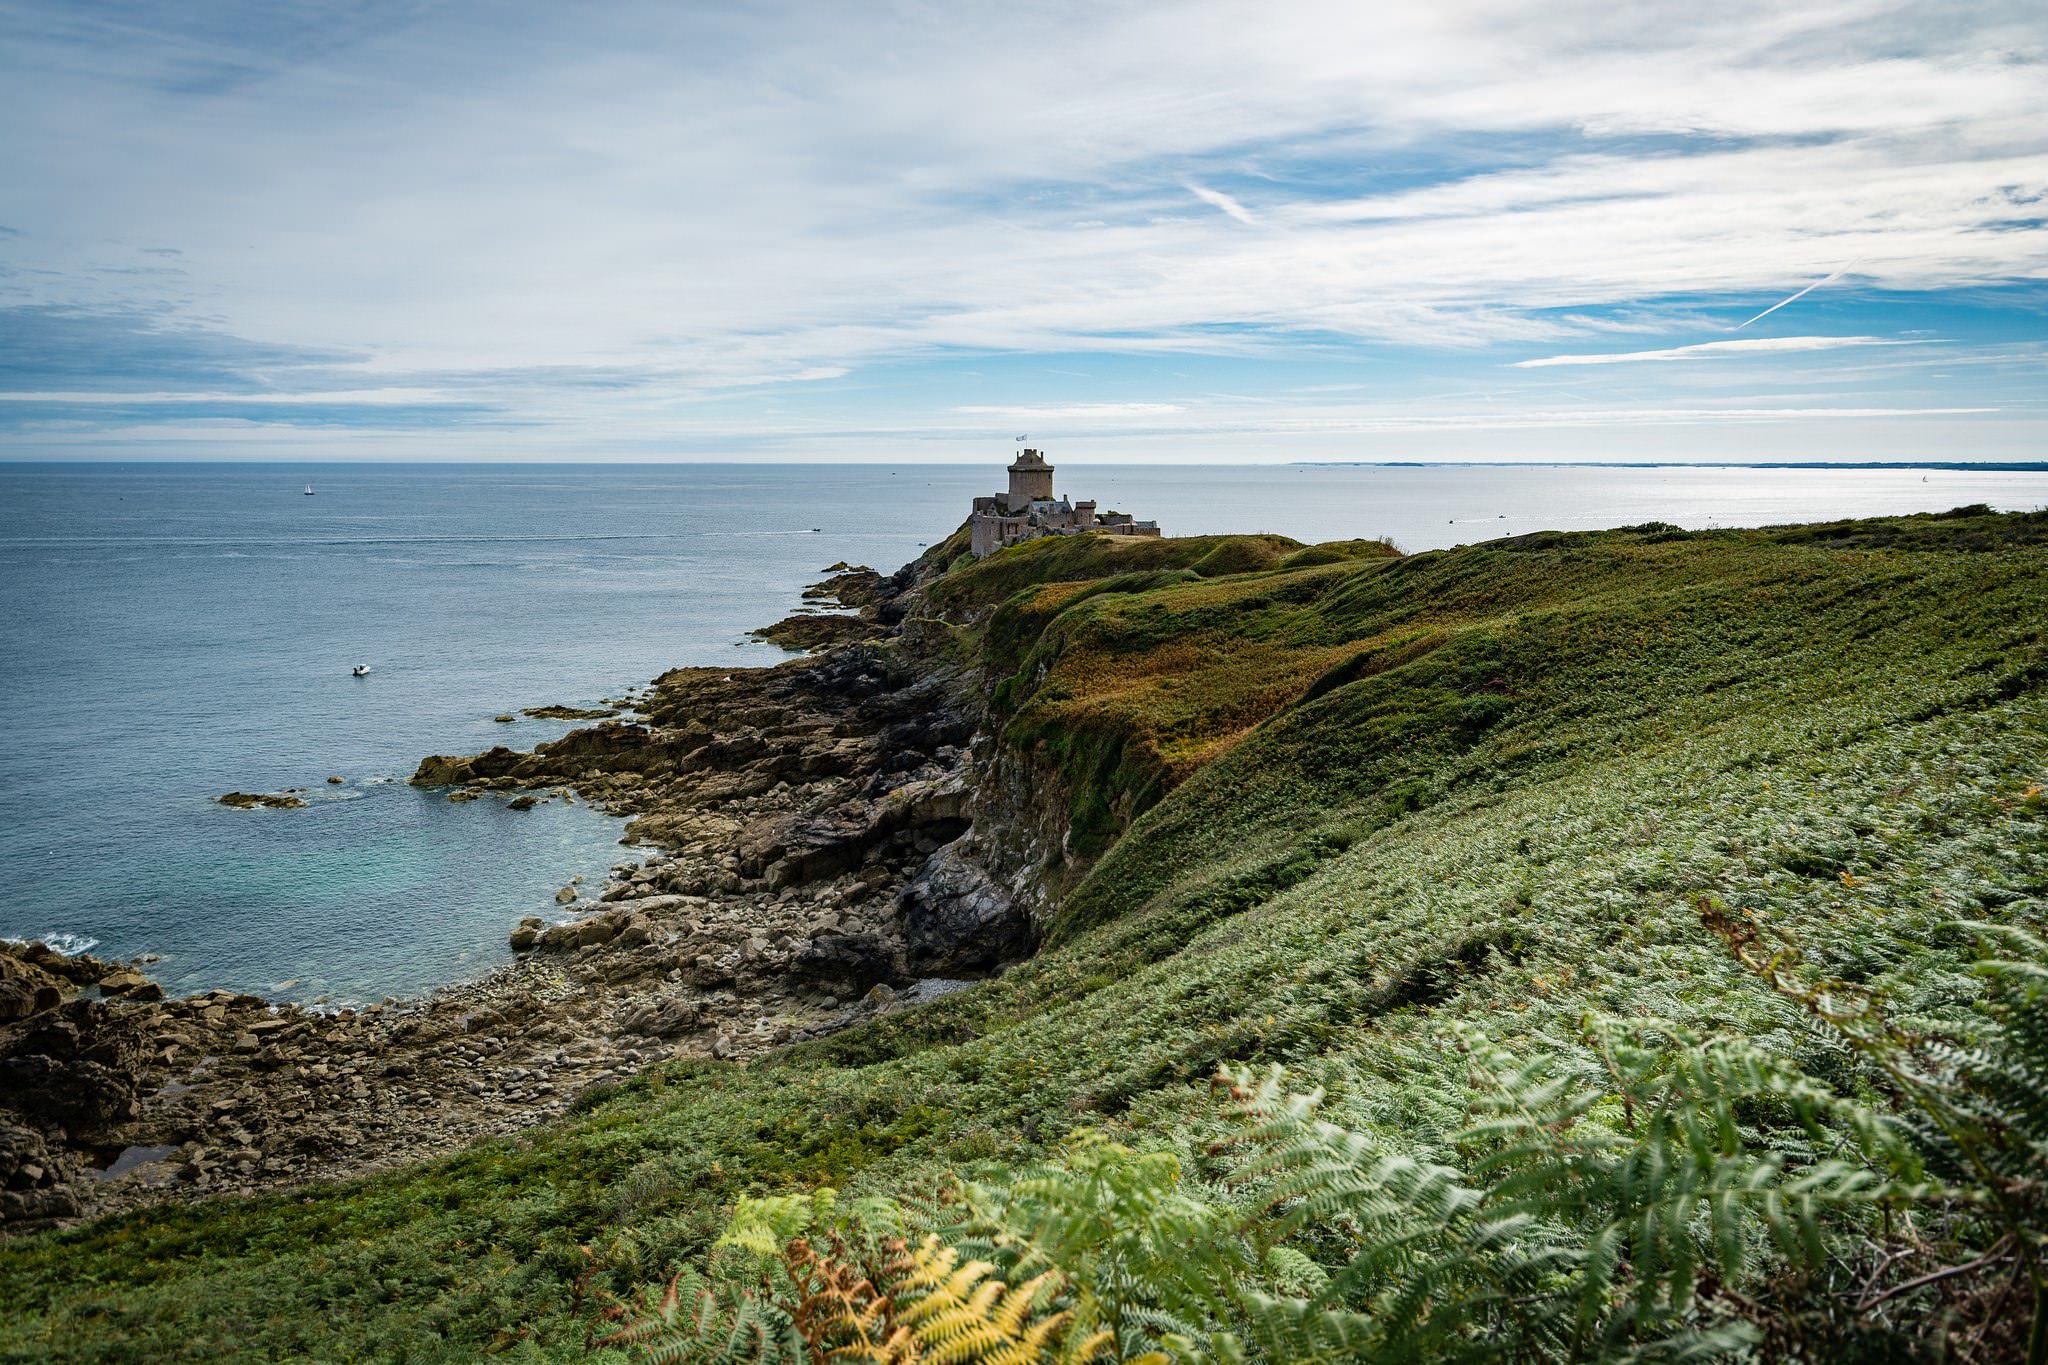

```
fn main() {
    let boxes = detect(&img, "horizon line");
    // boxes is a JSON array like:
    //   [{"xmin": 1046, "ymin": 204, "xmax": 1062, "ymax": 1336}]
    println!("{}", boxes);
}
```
[{"xmin": 4, "ymin": 458, "xmax": 2047, "ymax": 473}]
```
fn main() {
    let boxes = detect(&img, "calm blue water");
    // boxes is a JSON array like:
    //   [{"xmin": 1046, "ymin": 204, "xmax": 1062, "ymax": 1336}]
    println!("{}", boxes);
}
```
[{"xmin": 4, "ymin": 461, "xmax": 2045, "ymax": 1004}]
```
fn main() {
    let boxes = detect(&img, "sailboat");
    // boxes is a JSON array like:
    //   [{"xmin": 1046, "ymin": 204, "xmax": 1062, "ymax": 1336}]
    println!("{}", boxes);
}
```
[{"xmin": 304, "ymin": 483, "xmax": 315, "ymax": 496}]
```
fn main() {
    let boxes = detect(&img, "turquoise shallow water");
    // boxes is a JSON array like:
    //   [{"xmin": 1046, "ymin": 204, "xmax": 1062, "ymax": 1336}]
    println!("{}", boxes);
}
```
[
  {"xmin": 3, "ymin": 460, "xmax": 2044, "ymax": 1004},
  {"xmin": 0, "ymin": 463, "xmax": 985, "ymax": 1004}
]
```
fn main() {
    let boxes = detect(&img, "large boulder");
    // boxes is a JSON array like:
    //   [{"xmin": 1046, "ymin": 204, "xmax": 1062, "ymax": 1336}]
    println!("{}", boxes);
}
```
[
  {"xmin": 791, "ymin": 933, "xmax": 901, "ymax": 994},
  {"xmin": 897, "ymin": 838, "xmax": 1032, "ymax": 976},
  {"xmin": 534, "ymin": 722, "xmax": 653, "ymax": 764},
  {"xmin": 0, "ymin": 953, "xmax": 64, "ymax": 1022},
  {"xmin": 411, "ymin": 745, "xmax": 531, "ymax": 785},
  {"xmin": 96, "ymin": 967, "xmax": 162, "ymax": 1000},
  {"xmin": 617, "ymin": 996, "xmax": 704, "ymax": 1037},
  {"xmin": 217, "ymin": 791, "xmax": 305, "ymax": 809},
  {"xmin": 577, "ymin": 911, "xmax": 627, "ymax": 948},
  {"xmin": 750, "ymin": 613, "xmax": 883, "ymax": 652},
  {"xmin": 741, "ymin": 813, "xmax": 873, "ymax": 886},
  {"xmin": 0, "ymin": 979, "xmax": 41, "ymax": 1022},
  {"xmin": 0, "ymin": 1053, "xmax": 138, "ymax": 1132},
  {"xmin": 0, "ymin": 1121, "xmax": 81, "ymax": 1229},
  {"xmin": 13, "ymin": 943, "xmax": 112, "ymax": 987},
  {"xmin": 412, "ymin": 753, "xmax": 479, "ymax": 784}
]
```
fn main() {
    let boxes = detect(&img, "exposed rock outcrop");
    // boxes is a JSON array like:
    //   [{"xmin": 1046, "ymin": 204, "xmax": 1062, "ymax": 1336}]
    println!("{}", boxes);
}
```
[
  {"xmin": 898, "ymin": 836, "xmax": 1031, "ymax": 976},
  {"xmin": 0, "ymin": 950, "xmax": 68, "ymax": 1022},
  {"xmin": 217, "ymin": 791, "xmax": 306, "ymax": 810},
  {"xmin": 751, "ymin": 613, "xmax": 884, "ymax": 652}
]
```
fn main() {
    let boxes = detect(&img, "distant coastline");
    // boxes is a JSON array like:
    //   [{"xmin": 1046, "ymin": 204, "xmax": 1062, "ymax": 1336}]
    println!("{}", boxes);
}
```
[
  {"xmin": 1296, "ymin": 460, "xmax": 2048, "ymax": 471},
  {"xmin": 7, "ymin": 458, "xmax": 2047, "ymax": 472}
]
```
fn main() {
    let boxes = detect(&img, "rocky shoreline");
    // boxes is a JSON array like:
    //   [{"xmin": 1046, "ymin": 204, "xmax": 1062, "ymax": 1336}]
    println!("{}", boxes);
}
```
[{"xmin": 2, "ymin": 547, "xmax": 1035, "ymax": 1234}]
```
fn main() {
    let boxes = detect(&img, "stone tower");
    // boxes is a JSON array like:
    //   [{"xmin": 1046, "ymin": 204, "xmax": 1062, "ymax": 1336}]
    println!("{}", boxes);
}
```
[{"xmin": 1005, "ymin": 448, "xmax": 1055, "ymax": 511}]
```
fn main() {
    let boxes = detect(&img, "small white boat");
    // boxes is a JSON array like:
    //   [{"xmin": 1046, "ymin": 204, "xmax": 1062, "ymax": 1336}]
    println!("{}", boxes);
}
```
[
  {"xmin": 352, "ymin": 665, "xmax": 370, "ymax": 677},
  {"xmin": 304, "ymin": 484, "xmax": 315, "ymax": 496}
]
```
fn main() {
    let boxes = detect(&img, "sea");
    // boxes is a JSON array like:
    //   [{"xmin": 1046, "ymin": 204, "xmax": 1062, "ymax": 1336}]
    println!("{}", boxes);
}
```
[{"xmin": 4, "ymin": 461, "xmax": 2045, "ymax": 1005}]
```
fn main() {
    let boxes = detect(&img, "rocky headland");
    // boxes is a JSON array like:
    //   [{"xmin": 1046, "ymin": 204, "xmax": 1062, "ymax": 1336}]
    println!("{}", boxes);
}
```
[
  {"xmin": 14, "ymin": 506, "xmax": 2048, "ymax": 1361},
  {"xmin": 0, "ymin": 535, "xmax": 1043, "ymax": 1233}
]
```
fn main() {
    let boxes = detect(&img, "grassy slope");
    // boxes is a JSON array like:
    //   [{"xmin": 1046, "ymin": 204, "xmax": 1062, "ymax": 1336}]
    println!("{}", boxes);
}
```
[
  {"xmin": 4, "ymin": 512, "xmax": 2045, "ymax": 1363},
  {"xmin": 944, "ymin": 531, "xmax": 1397, "ymax": 856}
]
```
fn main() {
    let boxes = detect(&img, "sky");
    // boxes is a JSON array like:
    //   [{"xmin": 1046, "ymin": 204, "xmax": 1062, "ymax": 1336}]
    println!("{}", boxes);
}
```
[{"xmin": 1, "ymin": 0, "xmax": 2044, "ymax": 463}]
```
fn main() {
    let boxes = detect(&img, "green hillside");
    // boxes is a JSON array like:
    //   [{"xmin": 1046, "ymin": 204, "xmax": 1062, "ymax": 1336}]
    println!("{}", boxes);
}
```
[{"xmin": 4, "ymin": 509, "xmax": 2044, "ymax": 1363}]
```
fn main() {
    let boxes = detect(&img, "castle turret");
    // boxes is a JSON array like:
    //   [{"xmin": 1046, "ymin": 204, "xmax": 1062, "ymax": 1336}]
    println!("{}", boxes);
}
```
[{"xmin": 1005, "ymin": 448, "xmax": 1054, "ymax": 511}]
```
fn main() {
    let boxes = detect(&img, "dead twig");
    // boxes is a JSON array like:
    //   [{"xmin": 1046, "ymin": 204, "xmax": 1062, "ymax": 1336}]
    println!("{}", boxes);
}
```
[{"xmin": 1857, "ymin": 1235, "xmax": 2015, "ymax": 1310}]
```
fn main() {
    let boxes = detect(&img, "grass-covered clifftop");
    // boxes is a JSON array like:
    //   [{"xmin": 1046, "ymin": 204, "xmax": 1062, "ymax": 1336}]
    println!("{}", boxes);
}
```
[{"xmin": 4, "ymin": 509, "xmax": 2044, "ymax": 1362}]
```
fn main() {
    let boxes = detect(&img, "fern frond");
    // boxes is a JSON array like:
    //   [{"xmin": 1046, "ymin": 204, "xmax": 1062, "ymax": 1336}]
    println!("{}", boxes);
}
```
[
  {"xmin": 937, "ymin": 1132, "xmax": 1244, "ymax": 1358},
  {"xmin": 893, "ymin": 1235, "xmax": 1074, "ymax": 1365},
  {"xmin": 1708, "ymin": 902, "xmax": 2048, "ymax": 1348},
  {"xmin": 720, "ymin": 1189, "xmax": 839, "ymax": 1261},
  {"xmin": 1219, "ymin": 1009, "xmax": 1908, "ymax": 1364},
  {"xmin": 783, "ymin": 1234, "xmax": 916, "ymax": 1364},
  {"xmin": 1233, "ymin": 1289, "xmax": 1380, "ymax": 1364},
  {"xmin": 598, "ymin": 1265, "xmax": 806, "ymax": 1365}
]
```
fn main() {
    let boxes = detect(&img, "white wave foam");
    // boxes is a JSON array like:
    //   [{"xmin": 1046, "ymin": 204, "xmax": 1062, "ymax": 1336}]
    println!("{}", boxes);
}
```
[{"xmin": 1, "ymin": 930, "xmax": 101, "ymax": 956}]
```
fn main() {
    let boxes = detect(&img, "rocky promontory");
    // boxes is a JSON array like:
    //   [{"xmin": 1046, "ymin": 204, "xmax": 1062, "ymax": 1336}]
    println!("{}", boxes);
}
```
[
  {"xmin": 748, "ymin": 562, "xmax": 891, "ymax": 651},
  {"xmin": 1, "ymin": 539, "xmax": 1046, "ymax": 1233}
]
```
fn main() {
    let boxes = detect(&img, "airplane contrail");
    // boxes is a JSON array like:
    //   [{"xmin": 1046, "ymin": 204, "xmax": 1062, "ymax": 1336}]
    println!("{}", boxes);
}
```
[{"xmin": 1733, "ymin": 257, "xmax": 1863, "ymax": 330}]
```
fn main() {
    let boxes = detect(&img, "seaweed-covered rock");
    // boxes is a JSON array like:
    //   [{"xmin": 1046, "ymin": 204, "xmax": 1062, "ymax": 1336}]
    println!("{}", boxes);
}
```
[{"xmin": 217, "ymin": 791, "xmax": 306, "ymax": 809}]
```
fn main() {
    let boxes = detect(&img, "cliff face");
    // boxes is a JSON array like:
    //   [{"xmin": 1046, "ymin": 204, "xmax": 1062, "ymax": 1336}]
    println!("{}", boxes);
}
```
[{"xmin": 907, "ymin": 531, "xmax": 1400, "ymax": 929}]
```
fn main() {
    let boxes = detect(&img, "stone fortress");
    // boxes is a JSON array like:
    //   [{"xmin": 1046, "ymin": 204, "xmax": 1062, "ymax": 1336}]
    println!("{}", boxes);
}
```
[{"xmin": 968, "ymin": 447, "xmax": 1161, "ymax": 558}]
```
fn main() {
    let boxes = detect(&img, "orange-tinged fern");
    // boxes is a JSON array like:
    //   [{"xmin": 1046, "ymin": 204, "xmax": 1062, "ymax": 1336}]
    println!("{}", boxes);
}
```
[
  {"xmin": 784, "ymin": 1235, "xmax": 916, "ymax": 1364},
  {"xmin": 890, "ymin": 1235, "xmax": 1107, "ymax": 1365}
]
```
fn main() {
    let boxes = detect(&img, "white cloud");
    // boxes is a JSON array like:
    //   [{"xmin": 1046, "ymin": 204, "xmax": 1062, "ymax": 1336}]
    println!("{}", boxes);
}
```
[
  {"xmin": 1, "ymin": 0, "xmax": 2043, "ymax": 458},
  {"xmin": 952, "ymin": 403, "xmax": 1187, "ymax": 419},
  {"xmin": 1184, "ymin": 181, "xmax": 1258, "ymax": 225},
  {"xmin": 0, "ymin": 388, "xmax": 467, "ymax": 404},
  {"xmin": 1513, "ymin": 336, "xmax": 1912, "ymax": 368}
]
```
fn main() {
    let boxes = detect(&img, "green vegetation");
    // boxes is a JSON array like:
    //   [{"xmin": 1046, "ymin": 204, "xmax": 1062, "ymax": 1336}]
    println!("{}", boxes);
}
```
[
  {"xmin": 3, "ymin": 509, "xmax": 2044, "ymax": 1362},
  {"xmin": 603, "ymin": 930, "xmax": 2048, "ymax": 1363}
]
